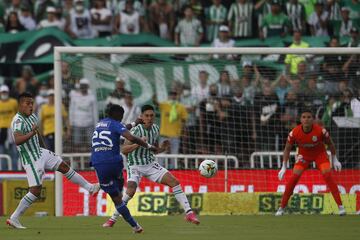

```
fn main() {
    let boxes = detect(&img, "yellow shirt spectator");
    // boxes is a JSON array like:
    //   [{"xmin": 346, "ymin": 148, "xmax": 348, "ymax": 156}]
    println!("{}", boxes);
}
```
[
  {"xmin": 159, "ymin": 101, "xmax": 188, "ymax": 138},
  {"xmin": 285, "ymin": 40, "xmax": 309, "ymax": 75},
  {"xmin": 0, "ymin": 98, "xmax": 17, "ymax": 128},
  {"xmin": 39, "ymin": 103, "xmax": 67, "ymax": 136}
]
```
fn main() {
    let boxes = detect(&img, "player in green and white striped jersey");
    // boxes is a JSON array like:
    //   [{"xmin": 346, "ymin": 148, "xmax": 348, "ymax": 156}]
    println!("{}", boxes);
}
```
[
  {"xmin": 102, "ymin": 105, "xmax": 200, "ymax": 228},
  {"xmin": 7, "ymin": 92, "xmax": 100, "ymax": 229}
]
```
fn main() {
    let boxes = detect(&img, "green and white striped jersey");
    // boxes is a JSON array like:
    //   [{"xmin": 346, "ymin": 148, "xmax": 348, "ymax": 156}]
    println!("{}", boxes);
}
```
[
  {"xmin": 11, "ymin": 113, "xmax": 42, "ymax": 165},
  {"xmin": 127, "ymin": 124, "xmax": 160, "ymax": 166}
]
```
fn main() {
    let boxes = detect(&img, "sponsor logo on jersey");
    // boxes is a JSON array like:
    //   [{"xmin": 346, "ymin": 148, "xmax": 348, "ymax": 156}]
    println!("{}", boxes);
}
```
[
  {"xmin": 312, "ymin": 136, "xmax": 317, "ymax": 142},
  {"xmin": 96, "ymin": 121, "xmax": 110, "ymax": 128}
]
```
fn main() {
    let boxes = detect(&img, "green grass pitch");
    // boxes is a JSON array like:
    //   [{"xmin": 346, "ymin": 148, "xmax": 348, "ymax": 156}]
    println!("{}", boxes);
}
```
[{"xmin": 0, "ymin": 215, "xmax": 358, "ymax": 240}]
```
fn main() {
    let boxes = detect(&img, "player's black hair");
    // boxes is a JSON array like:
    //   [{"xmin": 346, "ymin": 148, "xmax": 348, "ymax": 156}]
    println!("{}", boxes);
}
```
[
  {"xmin": 18, "ymin": 92, "xmax": 34, "ymax": 102},
  {"xmin": 301, "ymin": 108, "xmax": 314, "ymax": 116},
  {"xmin": 107, "ymin": 104, "xmax": 124, "ymax": 119},
  {"xmin": 141, "ymin": 104, "xmax": 154, "ymax": 113}
]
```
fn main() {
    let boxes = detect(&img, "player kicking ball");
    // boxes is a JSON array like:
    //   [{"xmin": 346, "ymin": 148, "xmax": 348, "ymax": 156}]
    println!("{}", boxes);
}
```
[
  {"xmin": 91, "ymin": 104, "xmax": 158, "ymax": 233},
  {"xmin": 103, "ymin": 105, "xmax": 200, "ymax": 227},
  {"xmin": 276, "ymin": 109, "xmax": 345, "ymax": 216},
  {"xmin": 7, "ymin": 92, "xmax": 100, "ymax": 229}
]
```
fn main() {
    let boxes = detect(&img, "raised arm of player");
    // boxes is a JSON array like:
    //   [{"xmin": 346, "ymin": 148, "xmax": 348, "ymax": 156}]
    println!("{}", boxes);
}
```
[
  {"xmin": 278, "ymin": 142, "xmax": 293, "ymax": 180},
  {"xmin": 122, "ymin": 130, "xmax": 158, "ymax": 152},
  {"xmin": 13, "ymin": 124, "xmax": 38, "ymax": 145}
]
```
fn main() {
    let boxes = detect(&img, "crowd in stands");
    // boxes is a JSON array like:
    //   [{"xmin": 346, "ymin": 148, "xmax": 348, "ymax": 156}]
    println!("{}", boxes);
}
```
[
  {"xmin": 0, "ymin": 0, "xmax": 359, "ymax": 43},
  {"xmin": 0, "ymin": 0, "xmax": 360, "ymax": 170}
]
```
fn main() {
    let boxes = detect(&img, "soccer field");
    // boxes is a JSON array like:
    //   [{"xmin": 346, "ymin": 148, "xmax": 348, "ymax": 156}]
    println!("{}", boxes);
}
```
[{"xmin": 0, "ymin": 215, "xmax": 358, "ymax": 240}]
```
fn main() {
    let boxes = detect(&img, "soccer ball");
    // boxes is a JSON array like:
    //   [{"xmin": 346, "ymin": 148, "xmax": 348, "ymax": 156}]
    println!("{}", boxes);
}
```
[{"xmin": 199, "ymin": 159, "xmax": 218, "ymax": 178}]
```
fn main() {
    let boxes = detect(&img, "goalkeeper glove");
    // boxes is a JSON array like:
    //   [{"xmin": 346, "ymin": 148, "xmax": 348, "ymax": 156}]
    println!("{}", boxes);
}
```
[
  {"xmin": 278, "ymin": 163, "xmax": 287, "ymax": 181},
  {"xmin": 331, "ymin": 155, "xmax": 342, "ymax": 172}
]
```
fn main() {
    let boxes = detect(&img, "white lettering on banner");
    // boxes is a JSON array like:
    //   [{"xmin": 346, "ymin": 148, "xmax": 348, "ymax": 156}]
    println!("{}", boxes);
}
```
[
  {"xmin": 144, "ymin": 186, "xmax": 151, "ymax": 192},
  {"xmin": 163, "ymin": 186, "xmax": 170, "ymax": 193},
  {"xmin": 96, "ymin": 190, "xmax": 107, "ymax": 216},
  {"xmin": 224, "ymin": 65, "xmax": 239, "ymax": 80},
  {"xmin": 184, "ymin": 186, "xmax": 193, "ymax": 193},
  {"xmin": 294, "ymin": 185, "xmax": 309, "ymax": 193},
  {"xmin": 154, "ymin": 186, "xmax": 160, "ymax": 192},
  {"xmin": 312, "ymin": 185, "xmax": 326, "ymax": 193},
  {"xmin": 198, "ymin": 185, "xmax": 208, "ymax": 193},
  {"xmin": 350, "ymin": 185, "xmax": 360, "ymax": 194},
  {"xmin": 277, "ymin": 185, "xmax": 285, "ymax": 193},
  {"xmin": 248, "ymin": 185, "xmax": 254, "ymax": 193},
  {"xmin": 230, "ymin": 185, "xmax": 245, "ymax": 192},
  {"xmin": 79, "ymin": 187, "xmax": 89, "ymax": 216},
  {"xmin": 173, "ymin": 66, "xmax": 185, "ymax": 83}
]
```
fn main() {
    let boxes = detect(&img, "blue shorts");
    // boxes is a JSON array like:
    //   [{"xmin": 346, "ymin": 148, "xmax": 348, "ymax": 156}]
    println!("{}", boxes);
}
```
[{"xmin": 94, "ymin": 162, "xmax": 124, "ymax": 198}]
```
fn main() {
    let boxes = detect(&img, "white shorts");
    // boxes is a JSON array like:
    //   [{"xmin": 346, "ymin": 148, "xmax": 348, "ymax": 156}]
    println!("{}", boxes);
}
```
[
  {"xmin": 23, "ymin": 148, "xmax": 62, "ymax": 187},
  {"xmin": 127, "ymin": 161, "xmax": 168, "ymax": 185}
]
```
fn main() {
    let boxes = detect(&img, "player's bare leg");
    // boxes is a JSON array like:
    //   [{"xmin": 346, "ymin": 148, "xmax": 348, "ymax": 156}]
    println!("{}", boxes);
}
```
[
  {"xmin": 276, "ymin": 168, "xmax": 304, "ymax": 216},
  {"xmin": 160, "ymin": 172, "xmax": 200, "ymax": 225},
  {"xmin": 103, "ymin": 181, "xmax": 137, "ymax": 228},
  {"xmin": 57, "ymin": 162, "xmax": 100, "ymax": 195},
  {"xmin": 320, "ymin": 168, "xmax": 345, "ymax": 216},
  {"xmin": 7, "ymin": 186, "xmax": 42, "ymax": 229}
]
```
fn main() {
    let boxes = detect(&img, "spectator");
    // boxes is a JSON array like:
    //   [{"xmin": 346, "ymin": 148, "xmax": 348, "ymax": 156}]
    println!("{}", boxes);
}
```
[
  {"xmin": 19, "ymin": 5, "xmax": 36, "ymax": 31},
  {"xmin": 157, "ymin": 90, "xmax": 188, "ymax": 168},
  {"xmin": 5, "ymin": 0, "xmax": 22, "ymax": 19},
  {"xmin": 175, "ymin": 6, "xmax": 203, "ymax": 46},
  {"xmin": 189, "ymin": 0, "xmax": 204, "ymax": 23},
  {"xmin": 337, "ymin": 7, "xmax": 356, "ymax": 37},
  {"xmin": 115, "ymin": 0, "xmax": 144, "ymax": 34},
  {"xmin": 38, "ymin": 6, "xmax": 64, "ymax": 30},
  {"xmin": 273, "ymin": 74, "xmax": 291, "ymax": 106},
  {"xmin": 308, "ymin": 1, "xmax": 329, "ymax": 36},
  {"xmin": 344, "ymin": 0, "xmax": 360, "ymax": 20},
  {"xmin": 0, "ymin": 85, "xmax": 18, "ymax": 170},
  {"xmin": 39, "ymin": 89, "xmax": 70, "ymax": 152},
  {"xmin": 119, "ymin": 91, "xmax": 141, "ymax": 124},
  {"xmin": 62, "ymin": 0, "xmax": 74, "ymax": 18},
  {"xmin": 284, "ymin": 31, "xmax": 309, "ymax": 76},
  {"xmin": 5, "ymin": 11, "xmax": 25, "ymax": 33},
  {"xmin": 191, "ymin": 70, "xmax": 209, "ymax": 104},
  {"xmin": 90, "ymin": 0, "xmax": 112, "ymax": 37},
  {"xmin": 285, "ymin": 0, "xmax": 306, "ymax": 33},
  {"xmin": 253, "ymin": 85, "xmax": 280, "ymax": 150},
  {"xmin": 332, "ymin": 88, "xmax": 353, "ymax": 117},
  {"xmin": 254, "ymin": 0, "xmax": 272, "ymax": 35},
  {"xmin": 303, "ymin": 74, "xmax": 324, "ymax": 107},
  {"xmin": 35, "ymin": 83, "xmax": 49, "ymax": 114},
  {"xmin": 205, "ymin": 0, "xmax": 227, "ymax": 42},
  {"xmin": 116, "ymin": 0, "xmax": 145, "ymax": 17},
  {"xmin": 148, "ymin": 0, "xmax": 175, "ymax": 40},
  {"xmin": 15, "ymin": 65, "xmax": 38, "ymax": 97},
  {"xmin": 212, "ymin": 25, "xmax": 235, "ymax": 60},
  {"xmin": 351, "ymin": 87, "xmax": 360, "ymax": 117},
  {"xmin": 280, "ymin": 90, "xmax": 303, "ymax": 134},
  {"xmin": 321, "ymin": 95, "xmax": 340, "ymax": 128},
  {"xmin": 66, "ymin": 0, "xmax": 95, "ymax": 39},
  {"xmin": 69, "ymin": 78, "xmax": 98, "ymax": 152},
  {"xmin": 106, "ymin": 77, "xmax": 126, "ymax": 106},
  {"xmin": 325, "ymin": 0, "xmax": 341, "ymax": 21},
  {"xmin": 260, "ymin": 0, "xmax": 290, "ymax": 39},
  {"xmin": 179, "ymin": 84, "xmax": 198, "ymax": 154},
  {"xmin": 228, "ymin": 0, "xmax": 254, "ymax": 38},
  {"xmin": 217, "ymin": 70, "xmax": 232, "ymax": 97},
  {"xmin": 34, "ymin": 0, "xmax": 57, "ymax": 22}
]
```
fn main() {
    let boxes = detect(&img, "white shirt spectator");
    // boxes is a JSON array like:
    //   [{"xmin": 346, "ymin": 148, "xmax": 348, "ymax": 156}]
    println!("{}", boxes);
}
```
[
  {"xmin": 308, "ymin": 11, "xmax": 329, "ymax": 36},
  {"xmin": 191, "ymin": 85, "xmax": 209, "ymax": 104},
  {"xmin": 351, "ymin": 97, "xmax": 360, "ymax": 118},
  {"xmin": 119, "ymin": 99, "xmax": 141, "ymax": 124},
  {"xmin": 68, "ymin": 8, "xmax": 95, "ymax": 38},
  {"xmin": 90, "ymin": 7, "xmax": 112, "ymax": 34},
  {"xmin": 19, "ymin": 14, "xmax": 36, "ymax": 30},
  {"xmin": 212, "ymin": 34, "xmax": 235, "ymax": 60},
  {"xmin": 119, "ymin": 10, "xmax": 140, "ymax": 34},
  {"xmin": 117, "ymin": 0, "xmax": 145, "ymax": 16},
  {"xmin": 69, "ymin": 90, "xmax": 98, "ymax": 127},
  {"xmin": 38, "ymin": 19, "xmax": 64, "ymax": 30}
]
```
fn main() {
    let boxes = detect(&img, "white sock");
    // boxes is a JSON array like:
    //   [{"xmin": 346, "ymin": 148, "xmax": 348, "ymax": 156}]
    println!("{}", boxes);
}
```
[
  {"xmin": 172, "ymin": 185, "xmax": 192, "ymax": 214},
  {"xmin": 11, "ymin": 192, "xmax": 38, "ymax": 219},
  {"xmin": 64, "ymin": 168, "xmax": 92, "ymax": 191},
  {"xmin": 110, "ymin": 193, "xmax": 133, "ymax": 222}
]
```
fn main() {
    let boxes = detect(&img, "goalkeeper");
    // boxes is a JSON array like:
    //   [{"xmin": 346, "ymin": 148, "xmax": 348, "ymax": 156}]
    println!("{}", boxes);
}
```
[{"xmin": 276, "ymin": 109, "xmax": 345, "ymax": 216}]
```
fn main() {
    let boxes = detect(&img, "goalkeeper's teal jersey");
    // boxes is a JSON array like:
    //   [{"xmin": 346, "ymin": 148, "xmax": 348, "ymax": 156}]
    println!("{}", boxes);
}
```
[
  {"xmin": 127, "ymin": 124, "xmax": 159, "ymax": 166},
  {"xmin": 11, "ymin": 113, "xmax": 42, "ymax": 164}
]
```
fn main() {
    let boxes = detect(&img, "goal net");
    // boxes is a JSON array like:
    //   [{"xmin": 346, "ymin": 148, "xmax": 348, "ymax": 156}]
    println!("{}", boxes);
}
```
[{"xmin": 54, "ymin": 47, "xmax": 360, "ymax": 216}]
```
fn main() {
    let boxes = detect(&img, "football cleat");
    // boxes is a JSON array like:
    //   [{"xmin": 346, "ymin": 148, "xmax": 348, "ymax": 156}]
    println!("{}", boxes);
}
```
[
  {"xmin": 102, "ymin": 218, "xmax": 116, "ymax": 228},
  {"xmin": 185, "ymin": 212, "xmax": 200, "ymax": 225},
  {"xmin": 133, "ymin": 224, "xmax": 144, "ymax": 233},
  {"xmin": 338, "ymin": 206, "xmax": 346, "ymax": 216},
  {"xmin": 6, "ymin": 218, "xmax": 26, "ymax": 229},
  {"xmin": 275, "ymin": 207, "xmax": 285, "ymax": 216}
]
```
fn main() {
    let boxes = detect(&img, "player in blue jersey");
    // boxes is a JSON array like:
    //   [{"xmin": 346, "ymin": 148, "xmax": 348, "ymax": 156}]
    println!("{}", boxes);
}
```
[{"xmin": 91, "ymin": 104, "xmax": 157, "ymax": 233}]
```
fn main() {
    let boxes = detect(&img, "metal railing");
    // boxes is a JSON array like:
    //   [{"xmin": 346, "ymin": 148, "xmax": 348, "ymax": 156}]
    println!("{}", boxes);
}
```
[
  {"xmin": 0, "ymin": 154, "xmax": 12, "ymax": 170},
  {"xmin": 250, "ymin": 151, "xmax": 326, "ymax": 169}
]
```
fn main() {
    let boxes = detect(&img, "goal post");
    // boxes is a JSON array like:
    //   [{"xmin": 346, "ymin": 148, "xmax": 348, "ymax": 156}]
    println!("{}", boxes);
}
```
[{"xmin": 54, "ymin": 47, "xmax": 360, "ymax": 216}]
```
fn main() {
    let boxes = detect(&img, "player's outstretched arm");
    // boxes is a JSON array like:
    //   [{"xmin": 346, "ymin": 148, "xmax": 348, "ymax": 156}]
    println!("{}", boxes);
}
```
[
  {"xmin": 125, "ymin": 118, "xmax": 143, "ymax": 130},
  {"xmin": 122, "ymin": 130, "xmax": 158, "ymax": 152},
  {"xmin": 13, "ymin": 124, "xmax": 38, "ymax": 145},
  {"xmin": 278, "ymin": 142, "xmax": 292, "ymax": 180}
]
